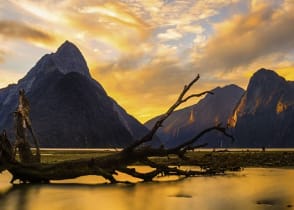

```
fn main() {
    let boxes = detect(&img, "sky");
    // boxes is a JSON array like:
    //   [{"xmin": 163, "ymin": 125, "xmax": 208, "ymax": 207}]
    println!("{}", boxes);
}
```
[{"xmin": 0, "ymin": 0, "xmax": 293, "ymax": 123}]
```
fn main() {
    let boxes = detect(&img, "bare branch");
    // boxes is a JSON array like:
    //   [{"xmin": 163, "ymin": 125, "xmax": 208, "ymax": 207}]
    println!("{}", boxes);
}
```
[
  {"xmin": 171, "ymin": 124, "xmax": 235, "ymax": 152},
  {"xmin": 181, "ymin": 91, "xmax": 213, "ymax": 103},
  {"xmin": 124, "ymin": 74, "xmax": 212, "ymax": 152}
]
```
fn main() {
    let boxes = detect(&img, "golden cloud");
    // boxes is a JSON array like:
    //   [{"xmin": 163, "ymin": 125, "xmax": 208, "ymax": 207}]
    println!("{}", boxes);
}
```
[
  {"xmin": 0, "ymin": 50, "xmax": 5, "ymax": 63},
  {"xmin": 65, "ymin": 1, "xmax": 151, "ymax": 53},
  {"xmin": 92, "ymin": 50, "xmax": 207, "ymax": 123},
  {"xmin": 157, "ymin": 28, "xmax": 183, "ymax": 41},
  {"xmin": 195, "ymin": 2, "xmax": 294, "ymax": 72},
  {"xmin": 0, "ymin": 20, "xmax": 56, "ymax": 45},
  {"xmin": 3, "ymin": 0, "xmax": 293, "ymax": 123},
  {"xmin": 9, "ymin": 0, "xmax": 65, "ymax": 23},
  {"xmin": 10, "ymin": 0, "xmax": 151, "ymax": 54},
  {"xmin": 79, "ymin": 2, "xmax": 148, "ymax": 30}
]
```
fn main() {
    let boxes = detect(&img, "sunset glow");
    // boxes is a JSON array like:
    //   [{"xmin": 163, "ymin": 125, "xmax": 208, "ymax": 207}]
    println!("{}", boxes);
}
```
[{"xmin": 0, "ymin": 0, "xmax": 293, "ymax": 122}]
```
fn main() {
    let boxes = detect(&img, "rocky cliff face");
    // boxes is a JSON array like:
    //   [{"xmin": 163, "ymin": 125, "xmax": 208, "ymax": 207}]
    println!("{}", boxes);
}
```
[
  {"xmin": 145, "ymin": 85, "xmax": 244, "ymax": 147},
  {"xmin": 145, "ymin": 69, "xmax": 294, "ymax": 148},
  {"xmin": 232, "ymin": 68, "xmax": 294, "ymax": 147},
  {"xmin": 0, "ymin": 41, "xmax": 150, "ymax": 148}
]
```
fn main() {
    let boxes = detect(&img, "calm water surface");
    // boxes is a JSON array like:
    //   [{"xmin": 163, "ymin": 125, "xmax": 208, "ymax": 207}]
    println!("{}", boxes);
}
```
[{"xmin": 0, "ymin": 167, "xmax": 293, "ymax": 210}]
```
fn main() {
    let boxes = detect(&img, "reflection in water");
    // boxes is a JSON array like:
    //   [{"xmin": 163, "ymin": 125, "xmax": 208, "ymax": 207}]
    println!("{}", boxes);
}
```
[{"xmin": 0, "ymin": 168, "xmax": 294, "ymax": 210}]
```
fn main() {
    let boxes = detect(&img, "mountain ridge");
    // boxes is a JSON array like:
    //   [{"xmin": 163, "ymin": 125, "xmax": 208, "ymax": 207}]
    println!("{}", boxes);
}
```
[
  {"xmin": 145, "ymin": 68, "xmax": 293, "ymax": 148},
  {"xmin": 232, "ymin": 68, "xmax": 294, "ymax": 147},
  {"xmin": 145, "ymin": 84, "xmax": 245, "ymax": 147},
  {"xmin": 0, "ymin": 41, "xmax": 150, "ymax": 148}
]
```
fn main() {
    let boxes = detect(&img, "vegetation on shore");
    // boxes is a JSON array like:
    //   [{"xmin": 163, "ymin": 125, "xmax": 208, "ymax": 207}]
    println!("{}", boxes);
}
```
[{"xmin": 39, "ymin": 149, "xmax": 294, "ymax": 168}]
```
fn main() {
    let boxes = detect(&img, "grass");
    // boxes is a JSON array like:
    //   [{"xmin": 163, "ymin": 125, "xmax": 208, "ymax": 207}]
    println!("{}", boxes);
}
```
[
  {"xmin": 38, "ymin": 149, "xmax": 294, "ymax": 168},
  {"xmin": 39, "ymin": 149, "xmax": 115, "ymax": 163}
]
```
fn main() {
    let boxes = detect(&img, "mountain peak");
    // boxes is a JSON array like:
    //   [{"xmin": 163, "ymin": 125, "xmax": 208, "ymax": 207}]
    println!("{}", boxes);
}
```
[
  {"xmin": 52, "ymin": 40, "xmax": 91, "ymax": 78},
  {"xmin": 254, "ymin": 68, "xmax": 279, "ymax": 77},
  {"xmin": 224, "ymin": 84, "xmax": 244, "ymax": 90},
  {"xmin": 210, "ymin": 84, "xmax": 244, "ymax": 96},
  {"xmin": 56, "ymin": 40, "xmax": 79, "ymax": 54},
  {"xmin": 252, "ymin": 68, "xmax": 285, "ymax": 81},
  {"xmin": 232, "ymin": 69, "xmax": 294, "ymax": 147},
  {"xmin": 248, "ymin": 68, "xmax": 285, "ymax": 90},
  {"xmin": 0, "ymin": 40, "xmax": 150, "ymax": 148}
]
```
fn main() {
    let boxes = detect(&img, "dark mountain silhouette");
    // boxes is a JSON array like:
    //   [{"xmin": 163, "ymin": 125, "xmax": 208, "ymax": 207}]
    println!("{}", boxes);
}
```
[
  {"xmin": 232, "ymin": 68, "xmax": 294, "ymax": 147},
  {"xmin": 0, "ymin": 41, "xmax": 150, "ymax": 148},
  {"xmin": 145, "ymin": 85, "xmax": 244, "ymax": 147}
]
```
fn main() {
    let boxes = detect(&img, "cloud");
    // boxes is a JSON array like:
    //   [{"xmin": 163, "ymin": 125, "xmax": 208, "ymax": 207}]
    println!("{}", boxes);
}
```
[
  {"xmin": 9, "ymin": 0, "xmax": 151, "ymax": 54},
  {"xmin": 195, "ymin": 2, "xmax": 294, "ymax": 72},
  {"xmin": 3, "ymin": 0, "xmax": 293, "ymax": 123},
  {"xmin": 0, "ymin": 68, "xmax": 24, "ymax": 87},
  {"xmin": 0, "ymin": 50, "xmax": 5, "ymax": 63},
  {"xmin": 92, "ymin": 64, "xmax": 191, "ymax": 122},
  {"xmin": 157, "ymin": 28, "xmax": 183, "ymax": 41},
  {"xmin": 70, "ymin": 2, "xmax": 151, "ymax": 53},
  {"xmin": 8, "ymin": 0, "xmax": 65, "ymax": 22},
  {"xmin": 78, "ymin": 2, "xmax": 148, "ymax": 30},
  {"xmin": 0, "ymin": 20, "xmax": 56, "ymax": 44},
  {"xmin": 92, "ymin": 44, "xmax": 206, "ymax": 122},
  {"xmin": 129, "ymin": 0, "xmax": 238, "ymax": 28}
]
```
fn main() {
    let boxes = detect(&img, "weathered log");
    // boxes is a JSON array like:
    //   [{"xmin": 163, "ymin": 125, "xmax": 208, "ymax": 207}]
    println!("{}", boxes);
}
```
[
  {"xmin": 13, "ymin": 90, "xmax": 40, "ymax": 163},
  {"xmin": 0, "ymin": 75, "xmax": 233, "ymax": 184}
]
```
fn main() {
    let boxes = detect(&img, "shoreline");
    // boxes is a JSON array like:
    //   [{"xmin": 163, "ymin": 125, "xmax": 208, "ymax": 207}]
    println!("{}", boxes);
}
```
[{"xmin": 39, "ymin": 150, "xmax": 294, "ymax": 168}]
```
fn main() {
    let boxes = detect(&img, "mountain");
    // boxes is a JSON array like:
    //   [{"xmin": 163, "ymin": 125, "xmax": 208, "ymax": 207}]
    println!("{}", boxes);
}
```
[
  {"xmin": 145, "ymin": 85, "xmax": 244, "ymax": 147},
  {"xmin": 0, "ymin": 41, "xmax": 150, "ymax": 148},
  {"xmin": 231, "ymin": 68, "xmax": 294, "ymax": 147}
]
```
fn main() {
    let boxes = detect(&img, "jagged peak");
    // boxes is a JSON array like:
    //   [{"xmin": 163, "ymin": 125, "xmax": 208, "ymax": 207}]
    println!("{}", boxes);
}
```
[
  {"xmin": 253, "ymin": 68, "xmax": 279, "ymax": 77},
  {"xmin": 248, "ymin": 68, "xmax": 285, "ymax": 88},
  {"xmin": 211, "ymin": 84, "xmax": 244, "ymax": 94},
  {"xmin": 56, "ymin": 40, "xmax": 81, "ymax": 55},
  {"xmin": 252, "ymin": 68, "xmax": 286, "ymax": 80},
  {"xmin": 52, "ymin": 40, "xmax": 91, "ymax": 78},
  {"xmin": 223, "ymin": 84, "xmax": 244, "ymax": 90}
]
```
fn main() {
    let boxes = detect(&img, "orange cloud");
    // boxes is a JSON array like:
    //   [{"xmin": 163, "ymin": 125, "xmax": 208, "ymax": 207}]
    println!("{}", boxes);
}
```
[
  {"xmin": 0, "ymin": 50, "xmax": 5, "ymax": 63},
  {"xmin": 65, "ymin": 1, "xmax": 151, "ymax": 54},
  {"xmin": 0, "ymin": 20, "xmax": 56, "ymax": 45},
  {"xmin": 92, "ymin": 50, "xmax": 208, "ymax": 123},
  {"xmin": 79, "ymin": 2, "xmax": 148, "ymax": 30},
  {"xmin": 3, "ymin": 0, "xmax": 293, "ymax": 123},
  {"xmin": 195, "ymin": 2, "xmax": 294, "ymax": 72},
  {"xmin": 9, "ymin": 0, "xmax": 151, "ymax": 54}
]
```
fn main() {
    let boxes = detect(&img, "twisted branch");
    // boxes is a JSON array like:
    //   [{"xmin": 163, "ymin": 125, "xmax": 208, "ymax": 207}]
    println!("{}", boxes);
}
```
[{"xmin": 124, "ymin": 74, "xmax": 213, "ymax": 152}]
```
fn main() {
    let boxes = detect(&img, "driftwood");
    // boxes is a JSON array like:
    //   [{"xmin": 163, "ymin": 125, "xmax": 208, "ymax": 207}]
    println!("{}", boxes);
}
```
[
  {"xmin": 13, "ymin": 89, "xmax": 40, "ymax": 163},
  {"xmin": 0, "ymin": 75, "xmax": 233, "ymax": 184}
]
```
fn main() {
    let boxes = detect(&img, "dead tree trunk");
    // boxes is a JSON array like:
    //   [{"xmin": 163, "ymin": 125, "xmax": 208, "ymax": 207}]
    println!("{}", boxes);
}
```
[
  {"xmin": 0, "ymin": 75, "xmax": 233, "ymax": 184},
  {"xmin": 13, "ymin": 90, "xmax": 40, "ymax": 163}
]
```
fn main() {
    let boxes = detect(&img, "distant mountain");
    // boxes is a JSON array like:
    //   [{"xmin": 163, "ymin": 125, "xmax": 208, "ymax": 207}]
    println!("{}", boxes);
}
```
[
  {"xmin": 231, "ymin": 68, "xmax": 294, "ymax": 147},
  {"xmin": 0, "ymin": 41, "xmax": 150, "ymax": 148},
  {"xmin": 145, "ymin": 85, "xmax": 244, "ymax": 147}
]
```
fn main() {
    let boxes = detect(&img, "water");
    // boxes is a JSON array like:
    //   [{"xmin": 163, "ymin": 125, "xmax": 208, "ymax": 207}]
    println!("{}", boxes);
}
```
[{"xmin": 0, "ymin": 167, "xmax": 294, "ymax": 210}]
